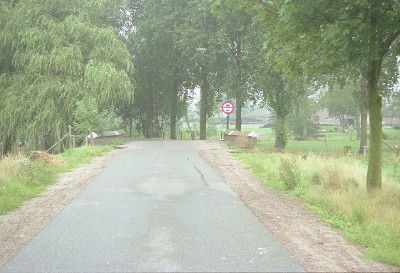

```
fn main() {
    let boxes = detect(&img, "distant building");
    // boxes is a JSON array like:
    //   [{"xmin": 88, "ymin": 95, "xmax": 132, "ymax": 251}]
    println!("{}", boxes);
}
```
[
  {"xmin": 314, "ymin": 107, "xmax": 400, "ymax": 127},
  {"xmin": 382, "ymin": 107, "xmax": 400, "ymax": 127},
  {"xmin": 313, "ymin": 108, "xmax": 341, "ymax": 126},
  {"xmin": 313, "ymin": 108, "xmax": 354, "ymax": 127}
]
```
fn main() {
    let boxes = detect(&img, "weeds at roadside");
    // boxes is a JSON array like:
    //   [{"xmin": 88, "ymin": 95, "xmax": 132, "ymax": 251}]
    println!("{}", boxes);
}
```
[
  {"xmin": 234, "ymin": 150, "xmax": 400, "ymax": 266},
  {"xmin": 279, "ymin": 156, "xmax": 301, "ymax": 190},
  {"xmin": 0, "ymin": 146, "xmax": 112, "ymax": 216}
]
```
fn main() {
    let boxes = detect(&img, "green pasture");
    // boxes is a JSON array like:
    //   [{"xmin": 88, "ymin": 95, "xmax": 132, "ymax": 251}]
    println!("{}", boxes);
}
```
[{"xmin": 243, "ymin": 127, "xmax": 400, "ymax": 157}]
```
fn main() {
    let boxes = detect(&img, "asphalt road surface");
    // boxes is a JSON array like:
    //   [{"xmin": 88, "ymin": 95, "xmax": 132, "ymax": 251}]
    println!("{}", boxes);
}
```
[{"xmin": 0, "ymin": 141, "xmax": 305, "ymax": 272}]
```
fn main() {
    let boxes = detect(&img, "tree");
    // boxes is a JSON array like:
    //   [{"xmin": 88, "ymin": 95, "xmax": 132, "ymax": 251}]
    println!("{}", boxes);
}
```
[
  {"xmin": 128, "ymin": 0, "xmax": 193, "ymax": 139},
  {"xmin": 0, "ymin": 0, "xmax": 134, "ymax": 153},
  {"xmin": 234, "ymin": 0, "xmax": 400, "ymax": 191},
  {"xmin": 213, "ymin": 7, "xmax": 258, "ymax": 131},
  {"xmin": 214, "ymin": 0, "xmax": 303, "ymax": 148},
  {"xmin": 267, "ymin": 78, "xmax": 301, "ymax": 149},
  {"xmin": 128, "ymin": 0, "xmax": 227, "ymax": 140},
  {"xmin": 290, "ymin": 90, "xmax": 319, "ymax": 139},
  {"xmin": 186, "ymin": 0, "xmax": 228, "ymax": 140},
  {"xmin": 322, "ymin": 81, "xmax": 359, "ymax": 128}
]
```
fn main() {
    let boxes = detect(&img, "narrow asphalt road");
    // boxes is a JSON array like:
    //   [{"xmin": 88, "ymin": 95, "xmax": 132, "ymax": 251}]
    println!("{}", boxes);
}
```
[{"xmin": 0, "ymin": 140, "xmax": 305, "ymax": 272}]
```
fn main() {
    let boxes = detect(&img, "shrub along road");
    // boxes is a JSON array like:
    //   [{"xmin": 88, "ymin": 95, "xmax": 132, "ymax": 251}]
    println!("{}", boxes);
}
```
[{"xmin": 0, "ymin": 141, "xmax": 304, "ymax": 272}]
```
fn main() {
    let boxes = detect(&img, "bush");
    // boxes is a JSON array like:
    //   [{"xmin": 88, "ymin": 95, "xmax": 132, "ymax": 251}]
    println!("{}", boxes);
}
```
[
  {"xmin": 290, "ymin": 119, "xmax": 320, "ymax": 138},
  {"xmin": 279, "ymin": 156, "xmax": 301, "ymax": 190}
]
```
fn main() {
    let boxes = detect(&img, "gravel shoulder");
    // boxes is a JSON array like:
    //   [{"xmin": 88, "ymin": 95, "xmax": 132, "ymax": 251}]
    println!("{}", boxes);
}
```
[
  {"xmin": 0, "ymin": 140, "xmax": 399, "ymax": 272},
  {"xmin": 201, "ymin": 143, "xmax": 399, "ymax": 272}
]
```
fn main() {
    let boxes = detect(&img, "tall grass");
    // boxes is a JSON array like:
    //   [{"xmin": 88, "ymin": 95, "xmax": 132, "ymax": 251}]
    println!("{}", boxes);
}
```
[
  {"xmin": 235, "ymin": 150, "xmax": 400, "ymax": 266},
  {"xmin": 0, "ymin": 146, "xmax": 112, "ymax": 215}
]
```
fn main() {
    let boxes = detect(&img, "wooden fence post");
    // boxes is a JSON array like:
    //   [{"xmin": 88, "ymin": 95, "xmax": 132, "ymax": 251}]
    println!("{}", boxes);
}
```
[{"xmin": 382, "ymin": 139, "xmax": 399, "ymax": 158}]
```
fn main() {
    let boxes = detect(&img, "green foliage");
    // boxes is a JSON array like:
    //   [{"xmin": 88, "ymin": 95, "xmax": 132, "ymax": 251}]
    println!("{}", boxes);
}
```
[
  {"xmin": 72, "ymin": 98, "xmax": 121, "ymax": 133},
  {"xmin": 206, "ymin": 124, "xmax": 220, "ymax": 138},
  {"xmin": 73, "ymin": 99, "xmax": 100, "ymax": 133},
  {"xmin": 321, "ymin": 81, "xmax": 359, "ymax": 118},
  {"xmin": 382, "ymin": 158, "xmax": 400, "ymax": 185},
  {"xmin": 0, "ymin": 0, "xmax": 133, "ymax": 152},
  {"xmin": 290, "ymin": 119, "xmax": 320, "ymax": 138},
  {"xmin": 228, "ymin": 0, "xmax": 400, "ymax": 190},
  {"xmin": 212, "ymin": 7, "xmax": 265, "ymax": 130},
  {"xmin": 128, "ymin": 0, "xmax": 194, "ymax": 138}
]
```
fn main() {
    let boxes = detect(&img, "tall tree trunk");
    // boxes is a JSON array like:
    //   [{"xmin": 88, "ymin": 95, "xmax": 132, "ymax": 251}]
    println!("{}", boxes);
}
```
[
  {"xmin": 1, "ymin": 126, "xmax": 8, "ymax": 157},
  {"xmin": 199, "ymin": 67, "xmax": 208, "ymax": 140},
  {"xmin": 129, "ymin": 117, "xmax": 133, "ymax": 138},
  {"xmin": 235, "ymin": 92, "xmax": 243, "ymax": 131},
  {"xmin": 274, "ymin": 115, "xmax": 287, "ymax": 149},
  {"xmin": 185, "ymin": 115, "xmax": 192, "ymax": 132},
  {"xmin": 358, "ymin": 66, "xmax": 369, "ymax": 153},
  {"xmin": 301, "ymin": 99, "xmax": 308, "ymax": 138},
  {"xmin": 145, "ymin": 87, "xmax": 154, "ymax": 139},
  {"xmin": 235, "ymin": 42, "xmax": 243, "ymax": 132},
  {"xmin": 366, "ymin": 59, "xmax": 382, "ymax": 191},
  {"xmin": 359, "ymin": 103, "xmax": 368, "ymax": 154},
  {"xmin": 170, "ymin": 77, "xmax": 179, "ymax": 140},
  {"xmin": 355, "ymin": 111, "xmax": 360, "ymax": 140},
  {"xmin": 302, "ymin": 121, "xmax": 308, "ymax": 139}
]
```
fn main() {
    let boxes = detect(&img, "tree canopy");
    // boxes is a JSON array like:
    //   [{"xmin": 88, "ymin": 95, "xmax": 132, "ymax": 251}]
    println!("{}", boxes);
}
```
[
  {"xmin": 0, "ymin": 0, "xmax": 134, "ymax": 152},
  {"xmin": 2, "ymin": 0, "xmax": 400, "ymax": 192},
  {"xmin": 223, "ymin": 0, "xmax": 400, "ymax": 190}
]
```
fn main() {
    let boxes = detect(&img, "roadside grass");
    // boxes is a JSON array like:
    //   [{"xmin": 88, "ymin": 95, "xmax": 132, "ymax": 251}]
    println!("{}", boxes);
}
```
[
  {"xmin": 0, "ymin": 146, "xmax": 112, "ymax": 215},
  {"xmin": 233, "ymin": 128, "xmax": 400, "ymax": 266}
]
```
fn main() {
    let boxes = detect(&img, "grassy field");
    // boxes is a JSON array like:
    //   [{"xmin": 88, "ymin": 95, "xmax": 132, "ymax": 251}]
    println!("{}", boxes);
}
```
[
  {"xmin": 0, "ymin": 146, "xmax": 112, "ymax": 215},
  {"xmin": 241, "ymin": 126, "xmax": 399, "ymax": 155},
  {"xmin": 231, "ymin": 127, "xmax": 400, "ymax": 266}
]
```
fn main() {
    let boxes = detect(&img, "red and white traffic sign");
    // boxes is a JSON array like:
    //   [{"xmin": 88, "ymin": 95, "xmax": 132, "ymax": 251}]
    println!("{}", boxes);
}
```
[{"xmin": 221, "ymin": 101, "xmax": 235, "ymax": 115}]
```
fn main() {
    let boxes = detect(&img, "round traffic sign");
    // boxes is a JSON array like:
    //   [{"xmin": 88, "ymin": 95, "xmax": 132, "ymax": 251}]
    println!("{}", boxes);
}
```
[{"xmin": 221, "ymin": 101, "xmax": 235, "ymax": 115}]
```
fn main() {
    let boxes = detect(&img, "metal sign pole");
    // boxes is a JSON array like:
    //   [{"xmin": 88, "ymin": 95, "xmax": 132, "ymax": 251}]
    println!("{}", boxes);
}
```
[{"xmin": 221, "ymin": 101, "xmax": 235, "ymax": 131}]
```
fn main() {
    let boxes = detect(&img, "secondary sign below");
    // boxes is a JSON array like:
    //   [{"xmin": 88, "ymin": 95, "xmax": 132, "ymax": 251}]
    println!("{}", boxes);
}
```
[{"xmin": 221, "ymin": 101, "xmax": 235, "ymax": 115}]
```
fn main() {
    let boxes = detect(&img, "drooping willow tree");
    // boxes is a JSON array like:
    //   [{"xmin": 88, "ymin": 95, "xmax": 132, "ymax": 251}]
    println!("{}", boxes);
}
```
[{"xmin": 0, "ymin": 0, "xmax": 134, "ymax": 153}]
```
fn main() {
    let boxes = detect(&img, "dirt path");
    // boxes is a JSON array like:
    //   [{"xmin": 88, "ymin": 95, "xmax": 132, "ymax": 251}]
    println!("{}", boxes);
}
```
[{"xmin": 0, "ymin": 141, "xmax": 398, "ymax": 272}]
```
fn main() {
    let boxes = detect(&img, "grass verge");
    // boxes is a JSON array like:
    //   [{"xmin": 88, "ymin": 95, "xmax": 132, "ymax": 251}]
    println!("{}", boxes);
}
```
[
  {"xmin": 0, "ymin": 146, "xmax": 112, "ymax": 215},
  {"xmin": 235, "ymin": 149, "xmax": 400, "ymax": 266}
]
